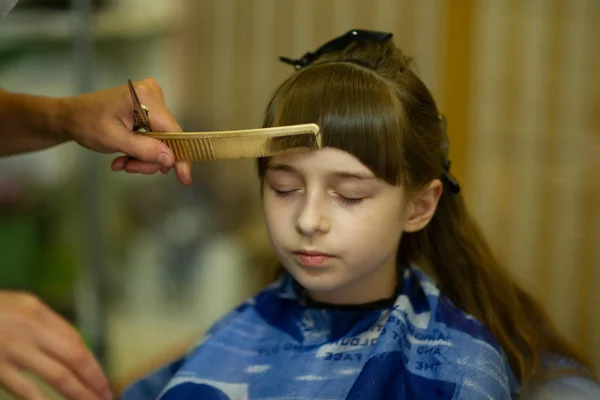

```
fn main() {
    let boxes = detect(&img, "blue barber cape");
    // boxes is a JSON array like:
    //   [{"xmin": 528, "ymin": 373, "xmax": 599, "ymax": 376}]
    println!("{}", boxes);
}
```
[{"xmin": 121, "ymin": 267, "xmax": 526, "ymax": 399}]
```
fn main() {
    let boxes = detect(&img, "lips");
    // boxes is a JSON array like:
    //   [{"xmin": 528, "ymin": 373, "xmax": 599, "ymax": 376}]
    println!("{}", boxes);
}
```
[{"xmin": 293, "ymin": 250, "xmax": 334, "ymax": 267}]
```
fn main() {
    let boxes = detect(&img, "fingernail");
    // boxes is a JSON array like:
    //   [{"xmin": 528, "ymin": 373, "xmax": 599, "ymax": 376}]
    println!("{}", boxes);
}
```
[{"xmin": 157, "ymin": 153, "xmax": 173, "ymax": 168}]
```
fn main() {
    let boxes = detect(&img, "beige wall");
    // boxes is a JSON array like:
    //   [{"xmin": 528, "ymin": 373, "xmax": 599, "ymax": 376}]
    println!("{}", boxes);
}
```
[
  {"xmin": 465, "ymin": 0, "xmax": 600, "ymax": 366},
  {"xmin": 176, "ymin": 0, "xmax": 600, "ymax": 367}
]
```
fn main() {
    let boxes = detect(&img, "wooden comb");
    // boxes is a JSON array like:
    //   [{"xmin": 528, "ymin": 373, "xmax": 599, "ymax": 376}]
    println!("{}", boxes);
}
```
[{"xmin": 139, "ymin": 123, "xmax": 323, "ymax": 162}]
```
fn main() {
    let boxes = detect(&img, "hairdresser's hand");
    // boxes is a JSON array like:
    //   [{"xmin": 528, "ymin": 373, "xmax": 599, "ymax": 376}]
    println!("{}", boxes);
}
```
[
  {"xmin": 62, "ymin": 78, "xmax": 191, "ymax": 185},
  {"xmin": 0, "ymin": 291, "xmax": 112, "ymax": 400}
]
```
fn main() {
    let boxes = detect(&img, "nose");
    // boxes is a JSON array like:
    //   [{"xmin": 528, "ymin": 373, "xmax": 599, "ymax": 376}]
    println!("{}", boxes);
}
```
[{"xmin": 295, "ymin": 192, "xmax": 330, "ymax": 237}]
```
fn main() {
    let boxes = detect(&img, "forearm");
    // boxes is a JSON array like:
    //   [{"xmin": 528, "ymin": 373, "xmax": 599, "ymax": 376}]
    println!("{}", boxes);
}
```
[{"xmin": 0, "ymin": 89, "xmax": 70, "ymax": 156}]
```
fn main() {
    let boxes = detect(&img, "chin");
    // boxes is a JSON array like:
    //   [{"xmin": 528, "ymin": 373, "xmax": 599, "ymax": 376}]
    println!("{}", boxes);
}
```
[{"xmin": 288, "ymin": 266, "xmax": 344, "ymax": 293}]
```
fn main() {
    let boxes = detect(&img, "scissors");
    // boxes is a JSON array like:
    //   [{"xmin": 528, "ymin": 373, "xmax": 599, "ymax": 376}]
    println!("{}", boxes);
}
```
[{"xmin": 128, "ymin": 79, "xmax": 152, "ymax": 133}]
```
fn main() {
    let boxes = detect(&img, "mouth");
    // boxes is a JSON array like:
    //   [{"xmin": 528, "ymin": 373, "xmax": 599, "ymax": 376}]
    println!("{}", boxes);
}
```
[{"xmin": 292, "ymin": 250, "xmax": 334, "ymax": 267}]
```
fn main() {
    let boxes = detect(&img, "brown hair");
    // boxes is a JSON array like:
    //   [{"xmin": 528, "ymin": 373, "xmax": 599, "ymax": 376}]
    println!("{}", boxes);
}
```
[{"xmin": 256, "ymin": 37, "xmax": 595, "ymax": 389}]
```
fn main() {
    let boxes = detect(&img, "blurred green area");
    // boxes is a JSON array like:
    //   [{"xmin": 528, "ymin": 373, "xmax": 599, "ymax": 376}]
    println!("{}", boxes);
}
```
[{"xmin": 0, "ymin": 182, "xmax": 80, "ymax": 319}]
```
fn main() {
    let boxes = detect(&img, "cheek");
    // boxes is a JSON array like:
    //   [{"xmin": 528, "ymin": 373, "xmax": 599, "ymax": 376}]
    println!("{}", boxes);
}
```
[
  {"xmin": 262, "ymin": 194, "xmax": 290, "ymax": 240},
  {"xmin": 340, "ymin": 204, "xmax": 404, "ymax": 257}
]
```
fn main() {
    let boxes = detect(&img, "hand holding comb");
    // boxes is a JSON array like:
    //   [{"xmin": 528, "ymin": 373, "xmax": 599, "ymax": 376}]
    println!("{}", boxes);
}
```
[{"xmin": 127, "ymin": 79, "xmax": 322, "ymax": 162}]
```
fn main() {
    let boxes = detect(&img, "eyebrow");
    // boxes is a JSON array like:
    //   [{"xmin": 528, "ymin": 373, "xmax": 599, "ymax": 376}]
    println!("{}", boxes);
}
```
[{"xmin": 267, "ymin": 163, "xmax": 376, "ymax": 180}]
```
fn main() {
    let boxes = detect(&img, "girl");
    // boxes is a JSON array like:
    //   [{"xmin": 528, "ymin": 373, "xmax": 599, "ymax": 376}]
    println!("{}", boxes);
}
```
[{"xmin": 120, "ymin": 30, "xmax": 599, "ymax": 399}]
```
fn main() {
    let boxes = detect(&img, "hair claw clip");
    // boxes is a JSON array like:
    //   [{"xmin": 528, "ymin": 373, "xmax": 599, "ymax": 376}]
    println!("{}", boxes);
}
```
[
  {"xmin": 279, "ymin": 29, "xmax": 393, "ymax": 70},
  {"xmin": 438, "ymin": 113, "xmax": 461, "ymax": 194}
]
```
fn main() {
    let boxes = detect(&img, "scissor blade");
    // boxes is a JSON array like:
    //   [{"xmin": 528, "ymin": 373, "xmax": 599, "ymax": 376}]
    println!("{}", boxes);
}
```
[
  {"xmin": 127, "ymin": 79, "xmax": 142, "ymax": 108},
  {"xmin": 127, "ymin": 79, "xmax": 152, "ymax": 132}
]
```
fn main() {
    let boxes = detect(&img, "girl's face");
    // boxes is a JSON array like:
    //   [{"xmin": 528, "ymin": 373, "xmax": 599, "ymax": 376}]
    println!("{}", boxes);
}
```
[{"xmin": 263, "ymin": 147, "xmax": 441, "ymax": 305}]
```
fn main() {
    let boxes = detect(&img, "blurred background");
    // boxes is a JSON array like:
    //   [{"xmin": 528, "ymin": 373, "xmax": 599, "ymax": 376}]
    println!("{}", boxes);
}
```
[{"xmin": 0, "ymin": 0, "xmax": 598, "ymax": 398}]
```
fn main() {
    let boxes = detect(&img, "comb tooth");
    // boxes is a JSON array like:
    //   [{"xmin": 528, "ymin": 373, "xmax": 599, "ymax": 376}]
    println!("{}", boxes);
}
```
[
  {"xmin": 206, "ymin": 138, "xmax": 215, "ymax": 161},
  {"xmin": 185, "ymin": 139, "xmax": 192, "ymax": 161},
  {"xmin": 172, "ymin": 139, "xmax": 179, "ymax": 160},
  {"xmin": 167, "ymin": 139, "xmax": 176, "ymax": 160},
  {"xmin": 200, "ymin": 138, "xmax": 209, "ymax": 161},
  {"xmin": 192, "ymin": 139, "xmax": 200, "ymax": 161},
  {"xmin": 193, "ymin": 138, "xmax": 202, "ymax": 161},
  {"xmin": 207, "ymin": 138, "xmax": 216, "ymax": 160},
  {"xmin": 185, "ymin": 138, "xmax": 192, "ymax": 161},
  {"xmin": 180, "ymin": 139, "xmax": 188, "ymax": 161},
  {"xmin": 164, "ymin": 139, "xmax": 173, "ymax": 160},
  {"xmin": 178, "ymin": 140, "xmax": 186, "ymax": 161},
  {"xmin": 196, "ymin": 138, "xmax": 204, "ymax": 161},
  {"xmin": 173, "ymin": 140, "xmax": 183, "ymax": 161},
  {"xmin": 189, "ymin": 139, "xmax": 196, "ymax": 161},
  {"xmin": 164, "ymin": 139, "xmax": 175, "ymax": 160},
  {"xmin": 165, "ymin": 139, "xmax": 174, "ymax": 159},
  {"xmin": 188, "ymin": 140, "xmax": 195, "ymax": 161},
  {"xmin": 168, "ymin": 139, "xmax": 177, "ymax": 160},
  {"xmin": 209, "ymin": 138, "xmax": 216, "ymax": 161},
  {"xmin": 203, "ymin": 138, "xmax": 212, "ymax": 161},
  {"xmin": 189, "ymin": 138, "xmax": 196, "ymax": 161},
  {"xmin": 179, "ymin": 140, "xmax": 187, "ymax": 161},
  {"xmin": 186, "ymin": 139, "xmax": 196, "ymax": 162},
  {"xmin": 200, "ymin": 138, "xmax": 208, "ymax": 161}
]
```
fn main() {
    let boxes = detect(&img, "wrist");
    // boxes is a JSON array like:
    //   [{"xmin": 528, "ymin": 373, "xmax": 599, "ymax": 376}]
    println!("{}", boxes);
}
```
[{"xmin": 51, "ymin": 96, "xmax": 74, "ymax": 144}]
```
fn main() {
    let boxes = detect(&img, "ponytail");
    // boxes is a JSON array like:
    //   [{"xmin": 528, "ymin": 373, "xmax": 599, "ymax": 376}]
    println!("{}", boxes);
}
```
[{"xmin": 400, "ymin": 187, "xmax": 595, "ymax": 388}]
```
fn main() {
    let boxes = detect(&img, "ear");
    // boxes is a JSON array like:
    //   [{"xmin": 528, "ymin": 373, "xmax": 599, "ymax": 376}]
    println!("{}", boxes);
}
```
[{"xmin": 403, "ymin": 179, "xmax": 443, "ymax": 232}]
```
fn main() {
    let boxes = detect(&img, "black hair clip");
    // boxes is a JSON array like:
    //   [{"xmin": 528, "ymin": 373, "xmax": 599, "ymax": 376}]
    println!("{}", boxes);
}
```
[
  {"xmin": 438, "ymin": 113, "xmax": 461, "ymax": 194},
  {"xmin": 279, "ymin": 29, "xmax": 393, "ymax": 70}
]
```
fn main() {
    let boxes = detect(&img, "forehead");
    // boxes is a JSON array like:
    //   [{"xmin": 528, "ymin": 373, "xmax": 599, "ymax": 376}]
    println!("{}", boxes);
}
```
[{"xmin": 268, "ymin": 147, "xmax": 374, "ymax": 175}]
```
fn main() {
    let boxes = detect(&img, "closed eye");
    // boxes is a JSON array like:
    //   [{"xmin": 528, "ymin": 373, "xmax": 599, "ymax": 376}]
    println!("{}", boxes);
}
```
[
  {"xmin": 337, "ymin": 195, "xmax": 364, "ymax": 206},
  {"xmin": 271, "ymin": 187, "xmax": 299, "ymax": 197}
]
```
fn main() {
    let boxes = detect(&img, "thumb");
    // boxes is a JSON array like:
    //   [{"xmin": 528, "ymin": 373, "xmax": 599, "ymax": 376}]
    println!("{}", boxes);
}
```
[{"xmin": 108, "ymin": 127, "xmax": 175, "ymax": 168}]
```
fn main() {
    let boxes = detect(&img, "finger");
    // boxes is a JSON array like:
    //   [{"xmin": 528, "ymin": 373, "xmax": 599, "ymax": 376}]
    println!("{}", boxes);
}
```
[
  {"xmin": 143, "ymin": 108, "xmax": 181, "ymax": 134},
  {"xmin": 132, "ymin": 79, "xmax": 180, "ymax": 133},
  {"xmin": 6, "ymin": 347, "xmax": 101, "ymax": 400},
  {"xmin": 105, "ymin": 127, "xmax": 175, "ymax": 168},
  {"xmin": 111, "ymin": 156, "xmax": 129, "ymax": 171},
  {"xmin": 0, "ymin": 366, "xmax": 47, "ymax": 400},
  {"xmin": 122, "ymin": 160, "xmax": 162, "ymax": 174},
  {"xmin": 35, "ymin": 309, "xmax": 111, "ymax": 398},
  {"xmin": 174, "ymin": 161, "xmax": 192, "ymax": 185},
  {"xmin": 114, "ymin": 157, "xmax": 188, "ymax": 183}
]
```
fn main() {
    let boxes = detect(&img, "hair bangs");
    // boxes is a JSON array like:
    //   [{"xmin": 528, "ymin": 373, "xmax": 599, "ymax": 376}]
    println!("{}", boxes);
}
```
[{"xmin": 262, "ymin": 62, "xmax": 406, "ymax": 185}]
